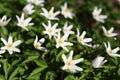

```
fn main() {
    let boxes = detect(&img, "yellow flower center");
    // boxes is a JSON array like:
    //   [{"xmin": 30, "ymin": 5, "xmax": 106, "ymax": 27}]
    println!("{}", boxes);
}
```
[
  {"xmin": 7, "ymin": 43, "xmax": 13, "ymax": 48},
  {"xmin": 109, "ymin": 50, "xmax": 113, "ymax": 54},
  {"xmin": 2, "ymin": 21, "xmax": 6, "ymax": 26},
  {"xmin": 93, "ymin": 14, "xmax": 98, "ymax": 18},
  {"xmin": 35, "ymin": 43, "xmax": 39, "ymax": 49},
  {"xmin": 66, "ymin": 60, "xmax": 73, "ymax": 66},
  {"xmin": 79, "ymin": 37, "xmax": 83, "ymax": 42},
  {"xmin": 33, "ymin": 0, "xmax": 36, "ymax": 4},
  {"xmin": 64, "ymin": 28, "xmax": 68, "ymax": 33},
  {"xmin": 64, "ymin": 8, "xmax": 70, "ymax": 13},
  {"xmin": 48, "ymin": 13, "xmax": 53, "ymax": 18},
  {"xmin": 20, "ymin": 21, "xmax": 25, "ymax": 25},
  {"xmin": 58, "ymin": 38, "xmax": 64, "ymax": 44},
  {"xmin": 48, "ymin": 28, "xmax": 53, "ymax": 33},
  {"xmin": 106, "ymin": 31, "xmax": 111, "ymax": 36}
]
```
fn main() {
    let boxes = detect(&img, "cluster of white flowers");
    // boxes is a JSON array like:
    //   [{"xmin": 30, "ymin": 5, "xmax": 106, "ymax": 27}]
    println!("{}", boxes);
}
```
[
  {"xmin": 91, "ymin": 6, "xmax": 119, "ymax": 69},
  {"xmin": 0, "ymin": 0, "xmax": 120, "ymax": 73}
]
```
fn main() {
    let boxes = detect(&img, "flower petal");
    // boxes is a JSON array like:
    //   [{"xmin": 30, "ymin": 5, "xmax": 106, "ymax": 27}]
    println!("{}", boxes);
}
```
[
  {"xmin": 73, "ymin": 58, "xmax": 84, "ymax": 64},
  {"xmin": 1, "ymin": 38, "xmax": 7, "ymax": 45},
  {"xmin": 62, "ymin": 54, "xmax": 67, "ymax": 63},
  {"xmin": 13, "ymin": 40, "xmax": 21, "ymax": 46}
]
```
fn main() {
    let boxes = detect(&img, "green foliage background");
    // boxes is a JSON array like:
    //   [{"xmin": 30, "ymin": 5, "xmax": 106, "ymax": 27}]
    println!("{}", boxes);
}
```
[{"xmin": 0, "ymin": 0, "xmax": 120, "ymax": 80}]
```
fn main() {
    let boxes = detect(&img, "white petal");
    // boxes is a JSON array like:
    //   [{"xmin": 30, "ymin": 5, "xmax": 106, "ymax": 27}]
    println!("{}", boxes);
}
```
[
  {"xmin": 62, "ymin": 65, "xmax": 68, "ymax": 70},
  {"xmin": 102, "ymin": 26, "xmax": 106, "ymax": 34},
  {"xmin": 37, "ymin": 47, "xmax": 47, "ymax": 51},
  {"xmin": 0, "ymin": 50, "xmax": 5, "ymax": 54},
  {"xmin": 68, "ymin": 51, "xmax": 73, "ymax": 60},
  {"xmin": 109, "ymin": 27, "xmax": 114, "ymax": 33},
  {"xmin": 83, "ymin": 38, "xmax": 92, "ymax": 43},
  {"xmin": 113, "ymin": 47, "xmax": 120, "ymax": 54},
  {"xmin": 13, "ymin": 40, "xmax": 21, "ymax": 46},
  {"xmin": 8, "ymin": 50, "xmax": 13, "ymax": 54},
  {"xmin": 21, "ymin": 13, "xmax": 24, "ymax": 20},
  {"xmin": 110, "ymin": 33, "xmax": 117, "ymax": 37},
  {"xmin": 104, "ymin": 42, "xmax": 107, "ymax": 49},
  {"xmin": 1, "ymin": 38, "xmax": 7, "ymax": 45},
  {"xmin": 2, "ymin": 15, "xmax": 7, "ymax": 21},
  {"xmin": 76, "ymin": 28, "xmax": 80, "ymax": 37},
  {"xmin": 107, "ymin": 42, "xmax": 111, "ymax": 50},
  {"xmin": 1, "ymin": 46, "xmax": 7, "ymax": 50},
  {"xmin": 73, "ymin": 58, "xmax": 84, "ymax": 64},
  {"xmin": 54, "ymin": 11, "xmax": 60, "ymax": 16},
  {"xmin": 49, "ymin": 7, "xmax": 54, "ymax": 13},
  {"xmin": 69, "ymin": 67, "xmax": 76, "ymax": 73},
  {"xmin": 34, "ymin": 35, "xmax": 38, "ymax": 45},
  {"xmin": 62, "ymin": 54, "xmax": 67, "ymax": 63},
  {"xmin": 81, "ymin": 31, "xmax": 86, "ymax": 38},
  {"xmin": 74, "ymin": 65, "xmax": 83, "ymax": 71},
  {"xmin": 62, "ymin": 46, "xmax": 69, "ymax": 52},
  {"xmin": 39, "ymin": 38, "xmax": 45, "ymax": 44},
  {"xmin": 112, "ymin": 53, "xmax": 120, "ymax": 57},
  {"xmin": 8, "ymin": 36, "xmax": 13, "ymax": 44},
  {"xmin": 13, "ymin": 48, "xmax": 20, "ymax": 53}
]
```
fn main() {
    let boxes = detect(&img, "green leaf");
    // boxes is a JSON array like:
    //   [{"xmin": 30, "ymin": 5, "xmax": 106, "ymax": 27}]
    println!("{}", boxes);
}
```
[
  {"xmin": 1, "ymin": 27, "xmax": 8, "ymax": 36},
  {"xmin": 3, "ymin": 59, "xmax": 10, "ymax": 80},
  {"xmin": 29, "ymin": 67, "xmax": 47, "ymax": 77},
  {"xmin": 34, "ymin": 60, "xmax": 48, "ymax": 67},
  {"xmin": 64, "ymin": 75, "xmax": 75, "ymax": 80},
  {"xmin": 118, "ymin": 68, "xmax": 120, "ymax": 76},
  {"xmin": 45, "ymin": 71, "xmax": 57, "ymax": 80},
  {"xmin": 8, "ymin": 67, "xmax": 19, "ymax": 80},
  {"xmin": 56, "ymin": 50, "xmax": 66, "ymax": 62},
  {"xmin": 22, "ymin": 56, "xmax": 39, "ymax": 64},
  {"xmin": 0, "ymin": 75, "xmax": 5, "ymax": 80},
  {"xmin": 11, "ymin": 60, "xmax": 20, "ymax": 66},
  {"xmin": 25, "ymin": 39, "xmax": 34, "ymax": 44}
]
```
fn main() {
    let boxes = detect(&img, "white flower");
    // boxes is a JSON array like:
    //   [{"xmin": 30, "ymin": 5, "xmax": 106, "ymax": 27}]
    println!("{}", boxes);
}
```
[
  {"xmin": 92, "ymin": 56, "xmax": 107, "ymax": 68},
  {"xmin": 1, "ymin": 36, "xmax": 21, "ymax": 54},
  {"xmin": 40, "ymin": 7, "xmax": 60, "ymax": 20},
  {"xmin": 104, "ymin": 42, "xmax": 120, "ymax": 57},
  {"xmin": 26, "ymin": 0, "xmax": 44, "ymax": 6},
  {"xmin": 55, "ymin": 32, "xmax": 73, "ymax": 52},
  {"xmin": 23, "ymin": 4, "xmax": 35, "ymax": 15},
  {"xmin": 34, "ymin": 35, "xmax": 46, "ymax": 51},
  {"xmin": 42, "ymin": 21, "xmax": 61, "ymax": 39},
  {"xmin": 63, "ymin": 22, "xmax": 74, "ymax": 39},
  {"xmin": 61, "ymin": 2, "xmax": 74, "ymax": 19},
  {"xmin": 16, "ymin": 13, "xmax": 34, "ymax": 31},
  {"xmin": 102, "ymin": 26, "xmax": 117, "ymax": 38},
  {"xmin": 77, "ymin": 28, "xmax": 92, "ymax": 47},
  {"xmin": 0, "ymin": 15, "xmax": 11, "ymax": 27},
  {"xmin": 92, "ymin": 7, "xmax": 107, "ymax": 23},
  {"xmin": 62, "ymin": 50, "xmax": 84, "ymax": 73}
]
